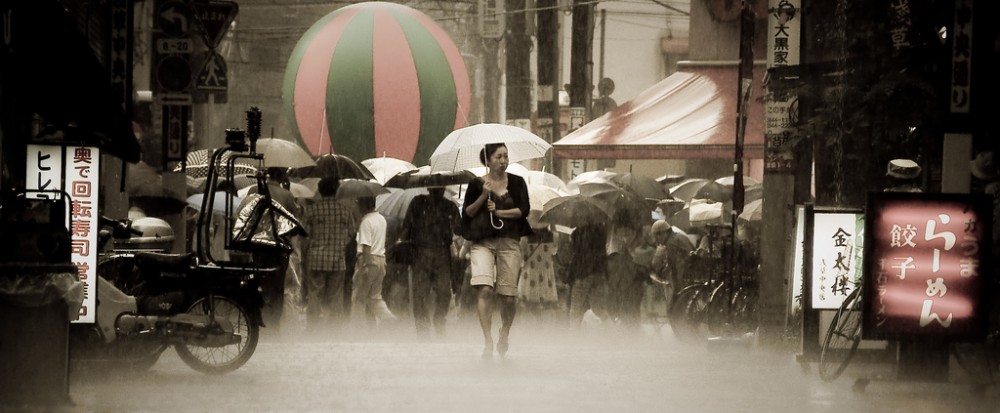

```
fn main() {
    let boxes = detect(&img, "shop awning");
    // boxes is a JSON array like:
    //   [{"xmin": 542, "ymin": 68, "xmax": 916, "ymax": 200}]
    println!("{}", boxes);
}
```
[{"xmin": 552, "ymin": 65, "xmax": 764, "ymax": 160}]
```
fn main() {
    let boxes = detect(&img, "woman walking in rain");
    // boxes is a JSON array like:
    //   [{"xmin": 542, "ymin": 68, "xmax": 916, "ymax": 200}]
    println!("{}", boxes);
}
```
[{"xmin": 462, "ymin": 143, "xmax": 532, "ymax": 358}]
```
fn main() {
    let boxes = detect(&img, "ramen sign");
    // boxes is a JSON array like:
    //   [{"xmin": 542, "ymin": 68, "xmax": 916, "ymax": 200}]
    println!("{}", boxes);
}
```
[{"xmin": 863, "ymin": 192, "xmax": 992, "ymax": 341}]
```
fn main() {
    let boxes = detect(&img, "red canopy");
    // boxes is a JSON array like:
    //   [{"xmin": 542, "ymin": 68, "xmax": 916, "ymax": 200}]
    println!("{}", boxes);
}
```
[{"xmin": 552, "ymin": 65, "xmax": 764, "ymax": 160}]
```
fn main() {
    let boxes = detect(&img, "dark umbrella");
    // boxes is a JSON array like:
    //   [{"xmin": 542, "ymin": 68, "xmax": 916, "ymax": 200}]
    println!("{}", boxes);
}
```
[
  {"xmin": 290, "ymin": 154, "xmax": 376, "ymax": 181},
  {"xmin": 591, "ymin": 187, "xmax": 656, "ymax": 227},
  {"xmin": 609, "ymin": 172, "xmax": 670, "ymax": 200},
  {"xmin": 693, "ymin": 181, "xmax": 732, "ymax": 203},
  {"xmin": 385, "ymin": 170, "xmax": 475, "ymax": 189},
  {"xmin": 336, "ymin": 179, "xmax": 390, "ymax": 200},
  {"xmin": 376, "ymin": 188, "xmax": 459, "ymax": 220},
  {"xmin": 537, "ymin": 195, "xmax": 614, "ymax": 228}
]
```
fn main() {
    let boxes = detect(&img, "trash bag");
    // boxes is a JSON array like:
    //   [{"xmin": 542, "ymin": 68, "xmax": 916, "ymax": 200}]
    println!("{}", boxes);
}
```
[
  {"xmin": 0, "ymin": 268, "xmax": 83, "ymax": 321},
  {"xmin": 231, "ymin": 193, "xmax": 304, "ymax": 253}
]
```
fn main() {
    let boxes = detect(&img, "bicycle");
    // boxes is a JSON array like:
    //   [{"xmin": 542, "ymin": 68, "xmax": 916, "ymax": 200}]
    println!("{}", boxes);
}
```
[{"xmin": 818, "ymin": 283, "xmax": 863, "ymax": 382}]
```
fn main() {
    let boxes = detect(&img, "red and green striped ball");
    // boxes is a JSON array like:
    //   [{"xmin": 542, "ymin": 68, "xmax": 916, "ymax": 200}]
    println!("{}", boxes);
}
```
[{"xmin": 282, "ymin": 2, "xmax": 471, "ymax": 166}]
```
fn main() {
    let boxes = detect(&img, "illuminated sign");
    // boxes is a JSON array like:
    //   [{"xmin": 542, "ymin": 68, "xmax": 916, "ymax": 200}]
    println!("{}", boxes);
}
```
[
  {"xmin": 811, "ymin": 212, "xmax": 864, "ymax": 310},
  {"xmin": 863, "ymin": 192, "xmax": 991, "ymax": 340}
]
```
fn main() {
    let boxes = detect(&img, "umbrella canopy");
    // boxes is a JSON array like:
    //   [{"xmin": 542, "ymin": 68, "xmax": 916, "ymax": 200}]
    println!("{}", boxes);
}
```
[
  {"xmin": 290, "ymin": 154, "xmax": 376, "ymax": 181},
  {"xmin": 537, "ymin": 195, "xmax": 614, "ymax": 228},
  {"xmin": 527, "ymin": 184, "xmax": 563, "ymax": 212},
  {"xmin": 238, "ymin": 182, "xmax": 315, "ymax": 199},
  {"xmin": 739, "ymin": 198, "xmax": 763, "ymax": 222},
  {"xmin": 715, "ymin": 175, "xmax": 762, "ymax": 188},
  {"xmin": 282, "ymin": 2, "xmax": 471, "ymax": 165},
  {"xmin": 363, "ymin": 157, "xmax": 418, "ymax": 184},
  {"xmin": 187, "ymin": 192, "xmax": 243, "ymax": 217},
  {"xmin": 693, "ymin": 181, "xmax": 732, "ymax": 203},
  {"xmin": 591, "ymin": 187, "xmax": 656, "ymax": 227},
  {"xmin": 567, "ymin": 170, "xmax": 617, "ymax": 187},
  {"xmin": 336, "ymin": 179, "xmax": 390, "ymax": 200},
  {"xmin": 253, "ymin": 138, "xmax": 317, "ymax": 168},
  {"xmin": 385, "ymin": 169, "xmax": 475, "ymax": 189},
  {"xmin": 429, "ymin": 123, "xmax": 552, "ymax": 172},
  {"xmin": 375, "ymin": 187, "xmax": 459, "ymax": 220},
  {"xmin": 466, "ymin": 162, "xmax": 531, "ymax": 178},
  {"xmin": 608, "ymin": 172, "xmax": 670, "ymax": 200},
  {"xmin": 521, "ymin": 170, "xmax": 568, "ymax": 193},
  {"xmin": 173, "ymin": 148, "xmax": 260, "ymax": 180},
  {"xmin": 668, "ymin": 178, "xmax": 711, "ymax": 201},
  {"xmin": 656, "ymin": 197, "xmax": 687, "ymax": 217}
]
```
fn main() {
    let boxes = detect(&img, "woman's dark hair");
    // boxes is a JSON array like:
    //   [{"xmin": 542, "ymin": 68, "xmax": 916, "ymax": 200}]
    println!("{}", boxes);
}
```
[
  {"xmin": 479, "ymin": 143, "xmax": 507, "ymax": 166},
  {"xmin": 317, "ymin": 177, "xmax": 340, "ymax": 197}
]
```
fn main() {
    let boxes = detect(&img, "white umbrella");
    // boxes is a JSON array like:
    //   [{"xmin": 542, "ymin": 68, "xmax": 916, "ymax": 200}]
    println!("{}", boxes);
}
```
[
  {"xmin": 429, "ymin": 123, "xmax": 551, "ymax": 173},
  {"xmin": 238, "ymin": 182, "xmax": 315, "ymax": 199},
  {"xmin": 466, "ymin": 162, "xmax": 531, "ymax": 177},
  {"xmin": 522, "ymin": 170, "xmax": 568, "ymax": 193},
  {"xmin": 187, "ymin": 191, "xmax": 243, "ymax": 216},
  {"xmin": 362, "ymin": 156, "xmax": 418, "ymax": 184},
  {"xmin": 254, "ymin": 138, "xmax": 317, "ymax": 168}
]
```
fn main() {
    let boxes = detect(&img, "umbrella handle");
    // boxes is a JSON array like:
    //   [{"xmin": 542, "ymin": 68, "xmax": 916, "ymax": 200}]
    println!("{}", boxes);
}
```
[{"xmin": 488, "ymin": 193, "xmax": 504, "ymax": 230}]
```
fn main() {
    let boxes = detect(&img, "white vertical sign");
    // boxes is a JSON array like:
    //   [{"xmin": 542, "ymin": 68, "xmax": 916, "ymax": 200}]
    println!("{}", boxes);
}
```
[
  {"xmin": 764, "ymin": 0, "xmax": 800, "ymax": 173},
  {"xmin": 25, "ymin": 144, "xmax": 65, "ymax": 198},
  {"xmin": 811, "ymin": 212, "xmax": 864, "ymax": 310},
  {"xmin": 66, "ymin": 146, "xmax": 100, "ymax": 323},
  {"xmin": 478, "ymin": 0, "xmax": 505, "ymax": 39}
]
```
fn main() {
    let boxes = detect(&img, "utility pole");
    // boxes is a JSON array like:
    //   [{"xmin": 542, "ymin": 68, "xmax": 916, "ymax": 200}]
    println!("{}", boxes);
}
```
[
  {"xmin": 569, "ymin": 0, "xmax": 594, "ymax": 122},
  {"xmin": 536, "ymin": 0, "xmax": 559, "ymax": 172},
  {"xmin": 505, "ymin": 0, "xmax": 532, "ymax": 124}
]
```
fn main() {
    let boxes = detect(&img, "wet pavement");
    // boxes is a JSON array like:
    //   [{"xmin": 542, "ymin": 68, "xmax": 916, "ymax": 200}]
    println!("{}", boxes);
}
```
[{"xmin": 6, "ymin": 314, "xmax": 999, "ymax": 413}]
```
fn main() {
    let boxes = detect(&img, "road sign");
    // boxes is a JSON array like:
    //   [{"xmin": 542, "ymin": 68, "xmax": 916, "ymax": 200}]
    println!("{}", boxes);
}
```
[
  {"xmin": 155, "ymin": 54, "xmax": 192, "ymax": 92},
  {"xmin": 163, "ymin": 105, "xmax": 188, "ymax": 162},
  {"xmin": 156, "ymin": 0, "xmax": 191, "ymax": 37},
  {"xmin": 155, "ymin": 37, "xmax": 194, "ymax": 54},
  {"xmin": 195, "ymin": 51, "xmax": 228, "ymax": 91},
  {"xmin": 192, "ymin": 0, "xmax": 238, "ymax": 49}
]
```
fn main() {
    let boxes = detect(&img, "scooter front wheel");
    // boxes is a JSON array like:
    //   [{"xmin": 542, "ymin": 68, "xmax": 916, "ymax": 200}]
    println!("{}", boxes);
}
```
[{"xmin": 174, "ymin": 295, "xmax": 259, "ymax": 374}]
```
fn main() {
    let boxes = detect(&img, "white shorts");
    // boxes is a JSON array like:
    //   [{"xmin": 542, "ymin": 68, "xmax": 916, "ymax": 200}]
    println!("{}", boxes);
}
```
[{"xmin": 469, "ymin": 237, "xmax": 521, "ymax": 296}]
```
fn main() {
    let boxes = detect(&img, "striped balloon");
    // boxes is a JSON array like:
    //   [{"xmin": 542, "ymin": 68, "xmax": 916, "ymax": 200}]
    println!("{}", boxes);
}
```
[{"xmin": 282, "ymin": 2, "xmax": 471, "ymax": 166}]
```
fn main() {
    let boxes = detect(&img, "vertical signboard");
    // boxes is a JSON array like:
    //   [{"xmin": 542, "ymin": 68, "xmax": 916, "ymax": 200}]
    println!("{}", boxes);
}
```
[
  {"xmin": 66, "ymin": 147, "xmax": 100, "ymax": 323},
  {"xmin": 810, "ymin": 211, "xmax": 864, "ymax": 310},
  {"xmin": 949, "ymin": 0, "xmax": 972, "ymax": 114},
  {"xmin": 24, "ymin": 145, "xmax": 100, "ymax": 323},
  {"xmin": 863, "ymin": 193, "xmax": 991, "ymax": 340},
  {"xmin": 478, "ymin": 0, "xmax": 505, "ymax": 39},
  {"xmin": 25, "ymin": 144, "xmax": 65, "ymax": 199},
  {"xmin": 764, "ymin": 0, "xmax": 800, "ymax": 173}
]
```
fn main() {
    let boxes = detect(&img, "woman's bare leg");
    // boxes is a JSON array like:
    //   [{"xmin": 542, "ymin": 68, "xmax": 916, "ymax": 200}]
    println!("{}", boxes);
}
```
[
  {"xmin": 477, "ymin": 285, "xmax": 496, "ymax": 358},
  {"xmin": 497, "ymin": 295, "xmax": 516, "ymax": 357}
]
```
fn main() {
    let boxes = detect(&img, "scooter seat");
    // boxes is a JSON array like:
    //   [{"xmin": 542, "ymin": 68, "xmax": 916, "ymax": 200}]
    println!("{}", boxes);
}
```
[{"xmin": 134, "ymin": 252, "xmax": 194, "ymax": 272}]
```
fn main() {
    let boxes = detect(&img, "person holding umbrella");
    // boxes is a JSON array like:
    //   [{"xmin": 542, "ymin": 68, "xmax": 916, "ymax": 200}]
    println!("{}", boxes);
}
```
[
  {"xmin": 462, "ymin": 143, "xmax": 532, "ymax": 358},
  {"xmin": 400, "ymin": 186, "xmax": 460, "ymax": 339}
]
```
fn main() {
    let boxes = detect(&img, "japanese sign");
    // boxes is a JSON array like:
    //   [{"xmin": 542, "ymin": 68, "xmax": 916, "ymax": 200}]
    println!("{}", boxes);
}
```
[
  {"xmin": 811, "ymin": 212, "xmax": 864, "ymax": 310},
  {"xmin": 950, "ymin": 0, "xmax": 972, "ymax": 113},
  {"xmin": 478, "ymin": 0, "xmax": 504, "ymax": 39},
  {"xmin": 863, "ymin": 193, "xmax": 992, "ymax": 340},
  {"xmin": 67, "ymin": 147, "xmax": 100, "ymax": 323},
  {"xmin": 764, "ymin": 0, "xmax": 800, "ymax": 173},
  {"xmin": 25, "ymin": 144, "xmax": 65, "ymax": 199},
  {"xmin": 191, "ymin": 0, "xmax": 238, "ymax": 49},
  {"xmin": 24, "ymin": 145, "xmax": 100, "ymax": 323}
]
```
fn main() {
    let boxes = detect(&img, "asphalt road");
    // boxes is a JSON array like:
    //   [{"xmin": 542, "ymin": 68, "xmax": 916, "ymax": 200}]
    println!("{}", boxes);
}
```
[{"xmin": 6, "ymin": 313, "xmax": 998, "ymax": 413}]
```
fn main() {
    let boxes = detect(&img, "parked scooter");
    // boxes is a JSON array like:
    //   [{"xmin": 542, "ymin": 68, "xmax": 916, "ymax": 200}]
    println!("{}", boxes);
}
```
[
  {"xmin": 71, "ymin": 108, "xmax": 289, "ymax": 374},
  {"xmin": 69, "ymin": 215, "xmax": 268, "ymax": 374}
]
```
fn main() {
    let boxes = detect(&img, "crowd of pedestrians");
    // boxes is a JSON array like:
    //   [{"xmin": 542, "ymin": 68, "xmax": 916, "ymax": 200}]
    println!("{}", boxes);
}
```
[{"xmin": 214, "ymin": 150, "xmax": 758, "ymax": 354}]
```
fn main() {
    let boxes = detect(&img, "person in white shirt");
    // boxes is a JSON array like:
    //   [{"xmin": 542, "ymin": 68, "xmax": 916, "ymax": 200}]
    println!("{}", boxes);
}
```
[{"xmin": 350, "ymin": 196, "xmax": 396, "ymax": 329}]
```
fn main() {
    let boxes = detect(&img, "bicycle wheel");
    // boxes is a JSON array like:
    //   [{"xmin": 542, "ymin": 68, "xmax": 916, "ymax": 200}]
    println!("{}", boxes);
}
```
[
  {"xmin": 669, "ymin": 284, "xmax": 707, "ymax": 341},
  {"xmin": 818, "ymin": 287, "xmax": 863, "ymax": 382},
  {"xmin": 174, "ymin": 295, "xmax": 259, "ymax": 375}
]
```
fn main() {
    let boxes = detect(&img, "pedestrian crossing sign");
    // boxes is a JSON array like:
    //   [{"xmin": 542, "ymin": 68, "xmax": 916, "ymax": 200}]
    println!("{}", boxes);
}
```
[{"xmin": 195, "ymin": 51, "xmax": 228, "ymax": 91}]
